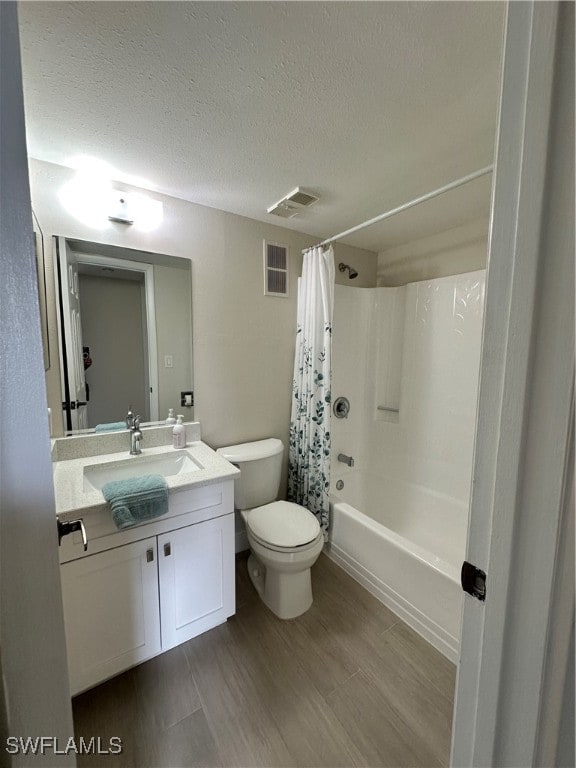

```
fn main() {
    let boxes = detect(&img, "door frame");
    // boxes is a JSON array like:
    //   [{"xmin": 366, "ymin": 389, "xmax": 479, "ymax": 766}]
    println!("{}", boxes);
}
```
[
  {"xmin": 54, "ymin": 236, "xmax": 89, "ymax": 431},
  {"xmin": 54, "ymin": 240, "xmax": 160, "ymax": 428},
  {"xmin": 451, "ymin": 2, "xmax": 574, "ymax": 765},
  {"xmin": 74, "ymin": 251, "xmax": 160, "ymax": 423}
]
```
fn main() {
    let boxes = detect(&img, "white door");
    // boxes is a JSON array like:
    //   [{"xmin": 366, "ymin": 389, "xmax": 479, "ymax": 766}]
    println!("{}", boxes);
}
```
[
  {"xmin": 2, "ymin": 4, "xmax": 75, "ymax": 759},
  {"xmin": 56, "ymin": 236, "xmax": 88, "ymax": 430},
  {"xmin": 451, "ymin": 2, "xmax": 574, "ymax": 765},
  {"xmin": 158, "ymin": 515, "xmax": 235, "ymax": 650},
  {"xmin": 61, "ymin": 538, "xmax": 162, "ymax": 695}
]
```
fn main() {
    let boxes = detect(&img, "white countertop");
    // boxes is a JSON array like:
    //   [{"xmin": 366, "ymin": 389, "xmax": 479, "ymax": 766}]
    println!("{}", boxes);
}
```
[{"xmin": 53, "ymin": 440, "xmax": 240, "ymax": 518}]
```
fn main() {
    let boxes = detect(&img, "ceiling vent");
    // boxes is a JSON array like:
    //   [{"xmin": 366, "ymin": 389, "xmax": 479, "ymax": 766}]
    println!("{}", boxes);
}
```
[{"xmin": 267, "ymin": 187, "xmax": 318, "ymax": 218}]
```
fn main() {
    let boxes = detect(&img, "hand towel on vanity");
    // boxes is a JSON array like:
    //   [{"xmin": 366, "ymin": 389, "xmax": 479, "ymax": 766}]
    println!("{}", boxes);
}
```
[
  {"xmin": 95, "ymin": 422, "xmax": 127, "ymax": 433},
  {"xmin": 102, "ymin": 474, "xmax": 169, "ymax": 530}
]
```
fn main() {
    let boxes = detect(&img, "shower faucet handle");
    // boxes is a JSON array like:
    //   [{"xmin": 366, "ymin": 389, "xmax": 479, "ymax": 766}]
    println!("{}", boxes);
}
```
[{"xmin": 333, "ymin": 397, "xmax": 350, "ymax": 419}]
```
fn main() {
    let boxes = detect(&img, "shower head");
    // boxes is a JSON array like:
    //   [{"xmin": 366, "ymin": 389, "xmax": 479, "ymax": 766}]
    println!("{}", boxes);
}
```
[{"xmin": 339, "ymin": 262, "xmax": 359, "ymax": 280}]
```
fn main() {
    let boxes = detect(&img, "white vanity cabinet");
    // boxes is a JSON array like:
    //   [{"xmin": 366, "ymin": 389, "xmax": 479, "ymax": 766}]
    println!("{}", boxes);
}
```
[
  {"xmin": 59, "ymin": 481, "xmax": 235, "ymax": 696},
  {"xmin": 60, "ymin": 537, "xmax": 162, "ymax": 695},
  {"xmin": 158, "ymin": 515, "xmax": 234, "ymax": 650}
]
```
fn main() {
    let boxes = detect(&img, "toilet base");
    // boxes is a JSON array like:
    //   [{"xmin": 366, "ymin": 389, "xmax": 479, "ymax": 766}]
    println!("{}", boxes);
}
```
[
  {"xmin": 246, "ymin": 545, "xmax": 318, "ymax": 620},
  {"xmin": 247, "ymin": 553, "xmax": 265, "ymax": 598}
]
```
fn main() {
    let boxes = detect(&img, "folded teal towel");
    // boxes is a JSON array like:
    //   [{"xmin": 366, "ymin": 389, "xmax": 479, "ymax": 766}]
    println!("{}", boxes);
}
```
[
  {"xmin": 102, "ymin": 474, "xmax": 169, "ymax": 530},
  {"xmin": 95, "ymin": 422, "xmax": 127, "ymax": 433}
]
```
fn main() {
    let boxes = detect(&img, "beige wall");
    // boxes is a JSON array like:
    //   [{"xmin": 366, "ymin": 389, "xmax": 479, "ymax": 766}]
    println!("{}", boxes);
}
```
[
  {"xmin": 154, "ymin": 262, "xmax": 193, "ymax": 419},
  {"xmin": 377, "ymin": 217, "xmax": 489, "ymax": 286},
  {"xmin": 31, "ymin": 160, "xmax": 377, "ymax": 469}
]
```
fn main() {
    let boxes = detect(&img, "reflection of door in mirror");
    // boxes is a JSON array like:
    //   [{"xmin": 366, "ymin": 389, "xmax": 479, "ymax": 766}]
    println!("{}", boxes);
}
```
[
  {"xmin": 78, "ymin": 262, "xmax": 152, "ymax": 428},
  {"xmin": 53, "ymin": 237, "xmax": 194, "ymax": 434},
  {"xmin": 56, "ymin": 237, "xmax": 88, "ymax": 431},
  {"xmin": 56, "ymin": 239, "xmax": 157, "ymax": 431}
]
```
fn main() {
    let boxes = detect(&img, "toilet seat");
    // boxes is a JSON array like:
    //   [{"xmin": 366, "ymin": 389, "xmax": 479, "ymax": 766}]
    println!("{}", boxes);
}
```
[
  {"xmin": 244, "ymin": 501, "xmax": 320, "ymax": 549},
  {"xmin": 248, "ymin": 527, "xmax": 324, "ymax": 554}
]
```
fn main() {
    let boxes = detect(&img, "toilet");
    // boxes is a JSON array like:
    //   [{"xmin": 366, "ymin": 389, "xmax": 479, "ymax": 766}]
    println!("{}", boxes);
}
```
[{"xmin": 216, "ymin": 438, "xmax": 324, "ymax": 619}]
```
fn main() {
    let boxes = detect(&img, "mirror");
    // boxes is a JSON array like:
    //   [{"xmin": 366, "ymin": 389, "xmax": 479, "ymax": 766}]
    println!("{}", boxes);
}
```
[{"xmin": 54, "ymin": 237, "xmax": 193, "ymax": 434}]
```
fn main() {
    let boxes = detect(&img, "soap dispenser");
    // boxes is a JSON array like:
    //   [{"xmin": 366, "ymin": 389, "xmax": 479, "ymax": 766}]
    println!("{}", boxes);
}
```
[
  {"xmin": 165, "ymin": 408, "xmax": 177, "ymax": 425},
  {"xmin": 172, "ymin": 415, "xmax": 186, "ymax": 449}
]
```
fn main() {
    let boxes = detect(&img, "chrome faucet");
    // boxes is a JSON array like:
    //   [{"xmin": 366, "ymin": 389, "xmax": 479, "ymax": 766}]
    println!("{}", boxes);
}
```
[
  {"xmin": 337, "ymin": 453, "xmax": 354, "ymax": 467},
  {"xmin": 129, "ymin": 415, "xmax": 143, "ymax": 455},
  {"xmin": 125, "ymin": 407, "xmax": 135, "ymax": 429}
]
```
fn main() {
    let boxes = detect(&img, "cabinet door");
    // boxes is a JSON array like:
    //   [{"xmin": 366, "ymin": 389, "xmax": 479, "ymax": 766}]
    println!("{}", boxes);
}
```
[
  {"xmin": 158, "ymin": 514, "xmax": 235, "ymax": 651},
  {"xmin": 61, "ymin": 537, "xmax": 161, "ymax": 695}
]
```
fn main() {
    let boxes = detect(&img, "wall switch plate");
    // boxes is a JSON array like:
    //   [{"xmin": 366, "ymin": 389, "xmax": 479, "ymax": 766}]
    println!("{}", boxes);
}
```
[
  {"xmin": 181, "ymin": 391, "xmax": 194, "ymax": 407},
  {"xmin": 164, "ymin": 355, "xmax": 173, "ymax": 368}
]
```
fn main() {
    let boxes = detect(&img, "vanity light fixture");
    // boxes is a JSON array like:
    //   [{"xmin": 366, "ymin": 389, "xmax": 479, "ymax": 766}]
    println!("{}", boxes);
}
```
[
  {"xmin": 59, "ymin": 169, "xmax": 164, "ymax": 231},
  {"xmin": 108, "ymin": 192, "xmax": 134, "ymax": 225},
  {"xmin": 107, "ymin": 191, "xmax": 164, "ymax": 231}
]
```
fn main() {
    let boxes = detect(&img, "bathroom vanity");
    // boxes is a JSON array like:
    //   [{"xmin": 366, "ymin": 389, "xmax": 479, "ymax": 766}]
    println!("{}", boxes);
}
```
[{"xmin": 52, "ymin": 424, "xmax": 239, "ymax": 695}]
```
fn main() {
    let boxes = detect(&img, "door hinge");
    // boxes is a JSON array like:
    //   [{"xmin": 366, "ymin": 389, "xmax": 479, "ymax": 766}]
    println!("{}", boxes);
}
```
[{"xmin": 461, "ymin": 561, "xmax": 486, "ymax": 601}]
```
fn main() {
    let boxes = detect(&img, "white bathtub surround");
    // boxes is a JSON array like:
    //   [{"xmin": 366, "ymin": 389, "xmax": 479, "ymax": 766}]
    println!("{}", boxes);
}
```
[
  {"xmin": 330, "ymin": 270, "xmax": 485, "ymax": 659},
  {"xmin": 288, "ymin": 245, "xmax": 335, "ymax": 533}
]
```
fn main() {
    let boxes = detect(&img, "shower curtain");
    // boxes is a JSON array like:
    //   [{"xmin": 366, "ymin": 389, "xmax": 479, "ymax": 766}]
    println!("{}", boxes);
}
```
[{"xmin": 287, "ymin": 245, "xmax": 335, "ymax": 533}]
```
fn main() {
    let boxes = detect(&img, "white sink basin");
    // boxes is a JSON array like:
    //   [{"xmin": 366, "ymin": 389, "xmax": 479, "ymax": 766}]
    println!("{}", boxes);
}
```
[{"xmin": 83, "ymin": 450, "xmax": 202, "ymax": 492}]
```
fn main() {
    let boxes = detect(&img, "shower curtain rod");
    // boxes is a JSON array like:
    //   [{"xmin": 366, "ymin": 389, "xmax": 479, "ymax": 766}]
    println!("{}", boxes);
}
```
[{"xmin": 304, "ymin": 165, "xmax": 493, "ymax": 252}]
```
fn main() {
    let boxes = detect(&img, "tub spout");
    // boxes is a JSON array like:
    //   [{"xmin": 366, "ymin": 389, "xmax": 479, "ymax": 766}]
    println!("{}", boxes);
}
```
[{"xmin": 337, "ymin": 453, "xmax": 354, "ymax": 467}]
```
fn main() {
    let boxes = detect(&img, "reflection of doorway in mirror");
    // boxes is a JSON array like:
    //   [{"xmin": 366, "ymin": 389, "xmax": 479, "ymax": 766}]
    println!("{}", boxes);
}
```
[
  {"xmin": 56, "ymin": 238, "xmax": 89, "ymax": 431},
  {"xmin": 79, "ymin": 268, "xmax": 150, "ymax": 428},
  {"xmin": 54, "ymin": 237, "xmax": 194, "ymax": 435}
]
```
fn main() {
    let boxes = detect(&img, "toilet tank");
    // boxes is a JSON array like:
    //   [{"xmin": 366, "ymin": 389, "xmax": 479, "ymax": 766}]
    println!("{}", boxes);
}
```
[{"xmin": 216, "ymin": 438, "xmax": 284, "ymax": 510}]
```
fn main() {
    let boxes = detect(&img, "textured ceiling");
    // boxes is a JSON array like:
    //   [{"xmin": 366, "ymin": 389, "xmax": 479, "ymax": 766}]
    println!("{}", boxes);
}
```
[{"xmin": 18, "ymin": 2, "xmax": 505, "ymax": 252}]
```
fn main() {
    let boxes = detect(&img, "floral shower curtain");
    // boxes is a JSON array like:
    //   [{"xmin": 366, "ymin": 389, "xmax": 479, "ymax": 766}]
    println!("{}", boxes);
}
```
[{"xmin": 287, "ymin": 245, "xmax": 335, "ymax": 534}]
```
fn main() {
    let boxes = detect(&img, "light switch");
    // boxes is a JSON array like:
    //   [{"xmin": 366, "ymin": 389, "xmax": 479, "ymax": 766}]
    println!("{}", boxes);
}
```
[
  {"xmin": 180, "ymin": 391, "xmax": 194, "ymax": 407},
  {"xmin": 164, "ymin": 355, "xmax": 173, "ymax": 368}
]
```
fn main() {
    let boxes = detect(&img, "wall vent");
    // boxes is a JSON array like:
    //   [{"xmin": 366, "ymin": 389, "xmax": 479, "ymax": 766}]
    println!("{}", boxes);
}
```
[
  {"xmin": 264, "ymin": 241, "xmax": 289, "ymax": 297},
  {"xmin": 267, "ymin": 187, "xmax": 318, "ymax": 218}
]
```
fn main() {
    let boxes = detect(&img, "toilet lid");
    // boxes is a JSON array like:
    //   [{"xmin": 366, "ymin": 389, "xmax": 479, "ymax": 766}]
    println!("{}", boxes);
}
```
[{"xmin": 246, "ymin": 501, "xmax": 320, "ymax": 548}]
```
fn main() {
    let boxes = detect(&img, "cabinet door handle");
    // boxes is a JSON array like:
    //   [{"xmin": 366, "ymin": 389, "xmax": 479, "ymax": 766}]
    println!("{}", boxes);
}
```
[
  {"xmin": 146, "ymin": 548, "xmax": 154, "ymax": 563},
  {"xmin": 164, "ymin": 542, "xmax": 171, "ymax": 557}
]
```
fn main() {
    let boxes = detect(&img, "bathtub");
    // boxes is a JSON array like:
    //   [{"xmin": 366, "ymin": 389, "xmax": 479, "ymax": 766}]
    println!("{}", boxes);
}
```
[{"xmin": 327, "ymin": 472, "xmax": 466, "ymax": 662}]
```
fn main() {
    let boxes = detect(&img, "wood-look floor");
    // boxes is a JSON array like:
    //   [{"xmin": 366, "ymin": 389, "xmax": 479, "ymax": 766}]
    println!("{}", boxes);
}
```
[{"xmin": 73, "ymin": 552, "xmax": 456, "ymax": 768}]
